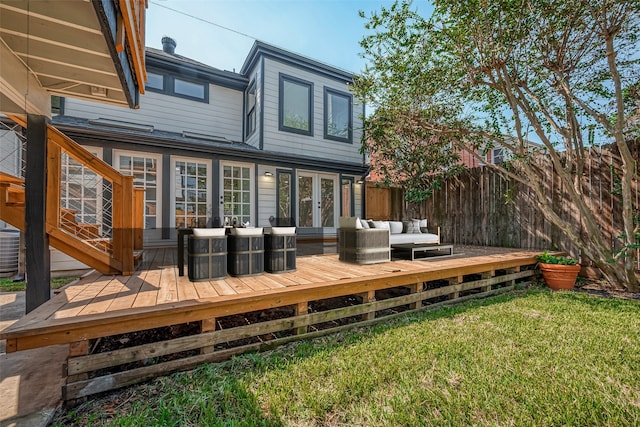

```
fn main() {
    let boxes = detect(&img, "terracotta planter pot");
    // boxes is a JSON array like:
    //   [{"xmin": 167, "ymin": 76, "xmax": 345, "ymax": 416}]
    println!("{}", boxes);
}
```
[{"xmin": 539, "ymin": 263, "xmax": 581, "ymax": 290}]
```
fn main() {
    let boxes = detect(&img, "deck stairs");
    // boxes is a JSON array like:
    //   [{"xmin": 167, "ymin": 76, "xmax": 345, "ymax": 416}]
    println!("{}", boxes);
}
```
[{"xmin": 0, "ymin": 116, "xmax": 143, "ymax": 275}]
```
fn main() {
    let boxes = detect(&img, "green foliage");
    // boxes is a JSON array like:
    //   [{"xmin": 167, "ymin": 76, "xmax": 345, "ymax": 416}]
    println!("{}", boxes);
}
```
[
  {"xmin": 51, "ymin": 291, "xmax": 640, "ymax": 426},
  {"xmin": 0, "ymin": 276, "xmax": 77, "ymax": 292},
  {"xmin": 354, "ymin": 0, "xmax": 640, "ymax": 288},
  {"xmin": 536, "ymin": 250, "xmax": 578, "ymax": 265}
]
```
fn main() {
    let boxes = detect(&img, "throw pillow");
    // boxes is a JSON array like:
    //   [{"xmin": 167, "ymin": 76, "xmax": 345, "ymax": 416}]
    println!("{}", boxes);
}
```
[
  {"xmin": 360, "ymin": 218, "xmax": 370, "ymax": 229},
  {"xmin": 405, "ymin": 219, "xmax": 422, "ymax": 234},
  {"xmin": 389, "ymin": 221, "xmax": 404, "ymax": 234}
]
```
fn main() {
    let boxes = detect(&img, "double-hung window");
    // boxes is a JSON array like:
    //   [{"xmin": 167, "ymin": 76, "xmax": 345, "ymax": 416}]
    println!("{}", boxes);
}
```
[
  {"xmin": 279, "ymin": 74, "xmax": 313, "ymax": 136},
  {"xmin": 324, "ymin": 88, "xmax": 352, "ymax": 143},
  {"xmin": 246, "ymin": 80, "xmax": 257, "ymax": 136}
]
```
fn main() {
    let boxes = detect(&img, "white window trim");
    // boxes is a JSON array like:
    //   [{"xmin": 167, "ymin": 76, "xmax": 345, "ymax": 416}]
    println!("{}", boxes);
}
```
[
  {"xmin": 113, "ymin": 150, "xmax": 163, "ymax": 229},
  {"xmin": 170, "ymin": 156, "xmax": 212, "ymax": 229}
]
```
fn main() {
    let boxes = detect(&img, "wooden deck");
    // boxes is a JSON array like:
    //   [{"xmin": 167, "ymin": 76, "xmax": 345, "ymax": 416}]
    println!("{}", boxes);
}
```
[{"xmin": 1, "ymin": 245, "xmax": 541, "ymax": 400}]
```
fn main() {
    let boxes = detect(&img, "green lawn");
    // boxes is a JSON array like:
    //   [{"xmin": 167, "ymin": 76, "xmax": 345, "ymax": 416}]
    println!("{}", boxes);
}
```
[
  {"xmin": 0, "ymin": 276, "xmax": 78, "ymax": 292},
  {"xmin": 53, "ymin": 289, "xmax": 640, "ymax": 426}
]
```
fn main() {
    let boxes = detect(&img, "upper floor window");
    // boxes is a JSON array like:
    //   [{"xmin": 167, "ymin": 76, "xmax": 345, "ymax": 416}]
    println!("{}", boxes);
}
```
[
  {"xmin": 279, "ymin": 74, "xmax": 313, "ymax": 136},
  {"xmin": 145, "ymin": 70, "xmax": 208, "ymax": 103},
  {"xmin": 324, "ymin": 88, "xmax": 352, "ymax": 143},
  {"xmin": 174, "ymin": 78, "xmax": 205, "ymax": 100},
  {"xmin": 492, "ymin": 147, "xmax": 504, "ymax": 164},
  {"xmin": 146, "ymin": 72, "xmax": 164, "ymax": 90},
  {"xmin": 246, "ymin": 80, "xmax": 257, "ymax": 136}
]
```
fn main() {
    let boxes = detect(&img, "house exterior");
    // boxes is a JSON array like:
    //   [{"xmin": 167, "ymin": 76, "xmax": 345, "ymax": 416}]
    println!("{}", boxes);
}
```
[{"xmin": 50, "ymin": 39, "xmax": 367, "ymax": 246}]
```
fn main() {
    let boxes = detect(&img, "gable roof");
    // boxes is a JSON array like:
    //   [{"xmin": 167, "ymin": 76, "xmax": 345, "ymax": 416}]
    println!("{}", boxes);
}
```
[{"xmin": 240, "ymin": 40, "xmax": 354, "ymax": 83}]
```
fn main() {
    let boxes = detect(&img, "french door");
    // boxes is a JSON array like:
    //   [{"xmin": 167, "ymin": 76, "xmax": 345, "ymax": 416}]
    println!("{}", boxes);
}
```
[
  {"xmin": 220, "ymin": 162, "xmax": 254, "ymax": 226},
  {"xmin": 297, "ymin": 172, "xmax": 337, "ymax": 232}
]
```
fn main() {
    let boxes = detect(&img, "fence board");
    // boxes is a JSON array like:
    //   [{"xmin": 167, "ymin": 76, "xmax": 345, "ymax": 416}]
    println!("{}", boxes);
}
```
[{"xmin": 373, "ymin": 143, "xmax": 639, "ymax": 259}]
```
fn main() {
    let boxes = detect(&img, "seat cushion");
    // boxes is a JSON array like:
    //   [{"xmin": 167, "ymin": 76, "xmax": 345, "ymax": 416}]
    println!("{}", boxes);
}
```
[
  {"xmin": 390, "ymin": 233, "xmax": 439, "ymax": 245},
  {"xmin": 193, "ymin": 228, "xmax": 226, "ymax": 237}
]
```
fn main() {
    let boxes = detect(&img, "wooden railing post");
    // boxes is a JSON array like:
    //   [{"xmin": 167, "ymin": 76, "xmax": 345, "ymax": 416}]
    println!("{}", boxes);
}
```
[
  {"xmin": 134, "ymin": 188, "xmax": 145, "ymax": 250},
  {"xmin": 46, "ymin": 139, "xmax": 61, "ymax": 230},
  {"xmin": 112, "ymin": 181, "xmax": 124, "ymax": 269},
  {"xmin": 121, "ymin": 175, "xmax": 134, "ymax": 275}
]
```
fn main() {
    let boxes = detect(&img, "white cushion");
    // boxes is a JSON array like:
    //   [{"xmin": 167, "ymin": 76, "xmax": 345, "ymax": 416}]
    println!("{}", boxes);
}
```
[
  {"xmin": 390, "ymin": 233, "xmax": 439, "ymax": 245},
  {"xmin": 269, "ymin": 227, "xmax": 296, "ymax": 235},
  {"xmin": 371, "ymin": 220, "xmax": 390, "ymax": 230},
  {"xmin": 193, "ymin": 228, "xmax": 226, "ymax": 237},
  {"xmin": 389, "ymin": 221, "xmax": 404, "ymax": 234},
  {"xmin": 338, "ymin": 216, "xmax": 363, "ymax": 229},
  {"xmin": 229, "ymin": 227, "xmax": 263, "ymax": 236},
  {"xmin": 359, "ymin": 218, "xmax": 370, "ymax": 229}
]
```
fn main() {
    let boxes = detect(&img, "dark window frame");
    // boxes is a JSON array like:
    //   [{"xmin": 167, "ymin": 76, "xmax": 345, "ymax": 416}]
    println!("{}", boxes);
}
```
[
  {"xmin": 145, "ymin": 70, "xmax": 209, "ymax": 103},
  {"xmin": 323, "ymin": 87, "xmax": 353, "ymax": 143},
  {"xmin": 145, "ymin": 72, "xmax": 165, "ymax": 91},
  {"xmin": 246, "ymin": 79, "xmax": 257, "ymax": 137},
  {"xmin": 278, "ymin": 73, "xmax": 313, "ymax": 136},
  {"xmin": 492, "ymin": 147, "xmax": 504, "ymax": 164},
  {"xmin": 276, "ymin": 169, "xmax": 294, "ymax": 226}
]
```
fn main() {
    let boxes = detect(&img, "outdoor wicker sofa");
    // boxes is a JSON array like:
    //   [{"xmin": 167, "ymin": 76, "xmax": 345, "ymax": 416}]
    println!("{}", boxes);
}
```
[{"xmin": 338, "ymin": 217, "xmax": 441, "ymax": 264}]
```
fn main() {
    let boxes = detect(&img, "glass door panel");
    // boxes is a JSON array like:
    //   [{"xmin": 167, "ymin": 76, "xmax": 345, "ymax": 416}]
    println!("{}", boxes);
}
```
[
  {"xmin": 320, "ymin": 177, "xmax": 335, "ymax": 227},
  {"xmin": 298, "ymin": 175, "xmax": 313, "ymax": 227},
  {"xmin": 221, "ymin": 163, "xmax": 253, "ymax": 226}
]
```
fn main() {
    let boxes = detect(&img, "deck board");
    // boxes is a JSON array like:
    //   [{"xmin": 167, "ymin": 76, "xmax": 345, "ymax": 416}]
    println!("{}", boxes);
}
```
[{"xmin": 1, "ymin": 245, "xmax": 541, "ymax": 352}]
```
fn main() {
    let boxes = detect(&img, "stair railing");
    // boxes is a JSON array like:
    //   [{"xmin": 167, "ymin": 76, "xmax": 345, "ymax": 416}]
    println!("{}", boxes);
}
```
[{"xmin": 6, "ymin": 115, "xmax": 142, "ymax": 275}]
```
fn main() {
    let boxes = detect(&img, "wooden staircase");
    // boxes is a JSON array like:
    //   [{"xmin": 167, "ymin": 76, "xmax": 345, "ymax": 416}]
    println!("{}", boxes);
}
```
[{"xmin": 0, "ymin": 116, "xmax": 144, "ymax": 275}]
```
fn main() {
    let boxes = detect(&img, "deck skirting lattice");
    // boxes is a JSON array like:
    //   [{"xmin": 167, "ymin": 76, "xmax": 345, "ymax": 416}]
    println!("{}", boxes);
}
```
[{"xmin": 63, "ymin": 268, "xmax": 534, "ymax": 400}]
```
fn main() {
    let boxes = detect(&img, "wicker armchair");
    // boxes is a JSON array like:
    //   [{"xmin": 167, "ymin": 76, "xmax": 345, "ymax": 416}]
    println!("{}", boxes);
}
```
[{"xmin": 338, "ymin": 217, "xmax": 391, "ymax": 264}]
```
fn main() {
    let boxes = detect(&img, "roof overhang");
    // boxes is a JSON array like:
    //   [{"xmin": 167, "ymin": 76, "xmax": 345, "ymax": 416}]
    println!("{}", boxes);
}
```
[{"xmin": 0, "ymin": 0, "xmax": 147, "ymax": 117}]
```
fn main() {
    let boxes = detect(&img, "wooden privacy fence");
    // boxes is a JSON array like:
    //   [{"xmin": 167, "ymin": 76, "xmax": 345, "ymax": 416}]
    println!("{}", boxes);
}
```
[{"xmin": 385, "ymin": 143, "xmax": 640, "ymax": 259}]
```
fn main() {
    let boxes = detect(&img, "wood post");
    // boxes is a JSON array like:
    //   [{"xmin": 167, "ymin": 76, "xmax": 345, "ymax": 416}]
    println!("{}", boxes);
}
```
[
  {"xmin": 505, "ymin": 267, "xmax": 520, "ymax": 287},
  {"xmin": 200, "ymin": 318, "xmax": 216, "ymax": 354},
  {"xmin": 294, "ymin": 302, "xmax": 308, "ymax": 335},
  {"xmin": 66, "ymin": 340, "xmax": 89, "ymax": 382},
  {"xmin": 408, "ymin": 283, "xmax": 422, "ymax": 309},
  {"xmin": 134, "ymin": 188, "xmax": 145, "ymax": 250},
  {"xmin": 64, "ymin": 340, "xmax": 90, "ymax": 404},
  {"xmin": 481, "ymin": 270, "xmax": 495, "ymax": 292},
  {"xmin": 359, "ymin": 290, "xmax": 376, "ymax": 320},
  {"xmin": 121, "ymin": 175, "xmax": 134, "ymax": 275},
  {"xmin": 448, "ymin": 275, "xmax": 462, "ymax": 299},
  {"xmin": 25, "ymin": 114, "xmax": 51, "ymax": 313}
]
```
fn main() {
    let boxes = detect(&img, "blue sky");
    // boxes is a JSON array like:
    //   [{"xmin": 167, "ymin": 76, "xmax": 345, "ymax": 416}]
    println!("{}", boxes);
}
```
[{"xmin": 146, "ymin": 0, "xmax": 434, "ymax": 74}]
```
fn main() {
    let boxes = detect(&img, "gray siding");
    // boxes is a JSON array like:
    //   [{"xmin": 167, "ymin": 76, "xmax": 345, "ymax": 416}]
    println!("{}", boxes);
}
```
[
  {"xmin": 63, "ymin": 85, "xmax": 243, "ymax": 141},
  {"xmin": 257, "ymin": 165, "xmax": 277, "ymax": 227},
  {"xmin": 261, "ymin": 58, "xmax": 363, "ymax": 164}
]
